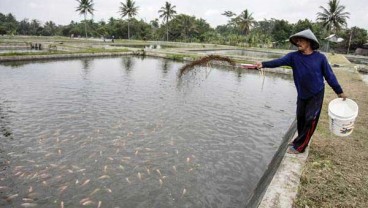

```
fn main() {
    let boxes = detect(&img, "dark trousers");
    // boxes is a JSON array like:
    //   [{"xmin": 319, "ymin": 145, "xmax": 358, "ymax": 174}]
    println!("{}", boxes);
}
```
[{"xmin": 292, "ymin": 90, "xmax": 324, "ymax": 152}]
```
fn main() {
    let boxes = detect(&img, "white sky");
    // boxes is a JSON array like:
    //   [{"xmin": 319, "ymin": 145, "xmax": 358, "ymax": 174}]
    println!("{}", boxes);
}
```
[{"xmin": 0, "ymin": 0, "xmax": 367, "ymax": 29}]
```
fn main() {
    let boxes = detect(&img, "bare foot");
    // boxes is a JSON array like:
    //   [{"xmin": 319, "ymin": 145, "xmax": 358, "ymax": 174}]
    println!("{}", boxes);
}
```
[{"xmin": 287, "ymin": 146, "xmax": 301, "ymax": 154}]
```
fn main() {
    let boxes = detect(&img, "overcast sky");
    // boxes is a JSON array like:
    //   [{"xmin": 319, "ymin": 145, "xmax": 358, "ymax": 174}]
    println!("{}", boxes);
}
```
[{"xmin": 0, "ymin": 0, "xmax": 367, "ymax": 29}]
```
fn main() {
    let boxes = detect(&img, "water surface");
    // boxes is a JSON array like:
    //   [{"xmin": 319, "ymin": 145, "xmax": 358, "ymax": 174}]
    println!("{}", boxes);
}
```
[{"xmin": 0, "ymin": 57, "xmax": 296, "ymax": 207}]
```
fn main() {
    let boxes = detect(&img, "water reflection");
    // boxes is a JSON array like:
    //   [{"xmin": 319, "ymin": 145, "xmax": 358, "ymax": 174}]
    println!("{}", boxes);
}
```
[
  {"xmin": 82, "ymin": 59, "xmax": 92, "ymax": 70},
  {"xmin": 0, "ymin": 57, "xmax": 296, "ymax": 207},
  {"xmin": 235, "ymin": 67, "xmax": 243, "ymax": 79},
  {"xmin": 80, "ymin": 59, "xmax": 93, "ymax": 80},
  {"xmin": 121, "ymin": 56, "xmax": 134, "ymax": 73},
  {"xmin": 0, "ymin": 101, "xmax": 13, "ymax": 139},
  {"xmin": 161, "ymin": 59, "xmax": 171, "ymax": 75},
  {"xmin": 0, "ymin": 61, "xmax": 29, "ymax": 68}
]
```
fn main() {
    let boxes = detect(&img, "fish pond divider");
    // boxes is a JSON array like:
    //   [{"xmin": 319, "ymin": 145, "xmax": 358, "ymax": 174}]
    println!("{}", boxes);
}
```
[{"xmin": 246, "ymin": 119, "xmax": 297, "ymax": 207}]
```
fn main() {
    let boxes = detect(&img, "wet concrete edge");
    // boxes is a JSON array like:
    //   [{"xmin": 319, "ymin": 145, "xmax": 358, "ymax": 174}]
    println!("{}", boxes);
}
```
[
  {"xmin": 245, "ymin": 119, "xmax": 298, "ymax": 207},
  {"xmin": 0, "ymin": 51, "xmax": 133, "ymax": 62},
  {"xmin": 257, "ymin": 129, "xmax": 310, "ymax": 208}
]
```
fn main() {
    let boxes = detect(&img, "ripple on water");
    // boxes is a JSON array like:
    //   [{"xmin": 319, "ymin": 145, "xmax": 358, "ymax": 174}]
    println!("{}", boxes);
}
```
[{"xmin": 0, "ymin": 57, "xmax": 296, "ymax": 207}]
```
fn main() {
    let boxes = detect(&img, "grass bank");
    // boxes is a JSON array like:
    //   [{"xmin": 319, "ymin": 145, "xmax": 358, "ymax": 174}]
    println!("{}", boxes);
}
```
[{"xmin": 294, "ymin": 56, "xmax": 368, "ymax": 207}]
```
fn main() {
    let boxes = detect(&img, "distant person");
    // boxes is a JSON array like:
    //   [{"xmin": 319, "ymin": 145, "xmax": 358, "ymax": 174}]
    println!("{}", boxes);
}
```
[
  {"xmin": 256, "ymin": 29, "xmax": 347, "ymax": 154},
  {"xmin": 112, "ymin": 35, "xmax": 115, "ymax": 43}
]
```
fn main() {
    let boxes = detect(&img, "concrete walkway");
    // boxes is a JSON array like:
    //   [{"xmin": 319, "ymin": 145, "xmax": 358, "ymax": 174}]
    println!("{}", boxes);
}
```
[{"xmin": 258, "ymin": 134, "xmax": 309, "ymax": 208}]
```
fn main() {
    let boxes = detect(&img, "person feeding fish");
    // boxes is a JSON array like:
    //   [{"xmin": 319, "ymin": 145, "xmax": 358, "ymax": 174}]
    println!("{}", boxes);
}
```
[{"xmin": 256, "ymin": 29, "xmax": 347, "ymax": 154}]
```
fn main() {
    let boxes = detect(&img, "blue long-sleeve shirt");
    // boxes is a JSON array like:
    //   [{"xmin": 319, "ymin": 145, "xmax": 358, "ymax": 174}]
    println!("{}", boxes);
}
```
[{"xmin": 262, "ymin": 51, "xmax": 343, "ymax": 100}]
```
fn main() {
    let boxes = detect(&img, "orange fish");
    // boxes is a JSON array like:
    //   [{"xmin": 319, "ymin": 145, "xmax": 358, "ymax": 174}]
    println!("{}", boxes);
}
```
[{"xmin": 81, "ymin": 179, "xmax": 90, "ymax": 186}]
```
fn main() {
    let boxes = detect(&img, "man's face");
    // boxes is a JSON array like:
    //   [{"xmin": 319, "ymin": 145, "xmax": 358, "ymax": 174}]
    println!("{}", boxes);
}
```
[{"xmin": 294, "ymin": 37, "xmax": 311, "ymax": 52}]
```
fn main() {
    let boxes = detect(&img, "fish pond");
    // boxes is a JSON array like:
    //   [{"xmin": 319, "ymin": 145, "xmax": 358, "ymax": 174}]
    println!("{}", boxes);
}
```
[{"xmin": 0, "ymin": 56, "xmax": 296, "ymax": 207}]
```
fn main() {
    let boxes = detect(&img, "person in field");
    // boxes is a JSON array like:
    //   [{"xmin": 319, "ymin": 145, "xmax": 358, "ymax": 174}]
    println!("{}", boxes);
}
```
[{"xmin": 256, "ymin": 29, "xmax": 347, "ymax": 154}]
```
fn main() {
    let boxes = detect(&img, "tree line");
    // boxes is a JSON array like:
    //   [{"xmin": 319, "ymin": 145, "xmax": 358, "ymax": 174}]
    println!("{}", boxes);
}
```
[{"xmin": 0, "ymin": 0, "xmax": 366, "ymax": 53}]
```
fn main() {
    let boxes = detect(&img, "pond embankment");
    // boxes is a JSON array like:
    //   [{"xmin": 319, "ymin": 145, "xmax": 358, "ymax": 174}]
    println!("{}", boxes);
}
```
[{"xmin": 0, "ymin": 52, "xmax": 133, "ymax": 62}]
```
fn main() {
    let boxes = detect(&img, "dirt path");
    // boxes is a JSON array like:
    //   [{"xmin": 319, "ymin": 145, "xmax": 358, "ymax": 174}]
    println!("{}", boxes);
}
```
[{"xmin": 294, "ymin": 55, "xmax": 368, "ymax": 207}]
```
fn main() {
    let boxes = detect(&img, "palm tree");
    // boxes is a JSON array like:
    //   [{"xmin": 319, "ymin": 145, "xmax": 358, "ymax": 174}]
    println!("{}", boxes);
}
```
[
  {"xmin": 119, "ymin": 0, "xmax": 139, "ymax": 39},
  {"xmin": 158, "ymin": 1, "xmax": 177, "ymax": 41},
  {"xmin": 316, "ymin": 0, "xmax": 350, "ymax": 34},
  {"xmin": 75, "ymin": 0, "xmax": 95, "ymax": 38},
  {"xmin": 76, "ymin": 0, "xmax": 95, "ymax": 38},
  {"xmin": 222, "ymin": 10, "xmax": 254, "ymax": 35},
  {"xmin": 236, "ymin": 9, "xmax": 254, "ymax": 35}
]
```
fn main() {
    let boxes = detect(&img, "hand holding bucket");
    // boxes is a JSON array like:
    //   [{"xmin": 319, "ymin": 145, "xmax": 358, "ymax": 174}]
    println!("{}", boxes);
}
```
[
  {"xmin": 328, "ymin": 98, "xmax": 358, "ymax": 137},
  {"xmin": 337, "ymin": 92, "xmax": 348, "ymax": 100}
]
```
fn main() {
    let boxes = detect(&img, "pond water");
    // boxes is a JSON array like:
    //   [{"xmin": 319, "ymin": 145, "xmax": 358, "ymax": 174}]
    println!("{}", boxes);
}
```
[
  {"xmin": 198, "ymin": 49, "xmax": 284, "ymax": 59},
  {"xmin": 0, "ymin": 56, "xmax": 296, "ymax": 207}
]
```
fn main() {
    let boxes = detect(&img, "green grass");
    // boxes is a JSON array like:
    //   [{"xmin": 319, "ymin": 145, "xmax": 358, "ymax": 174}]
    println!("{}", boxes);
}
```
[{"xmin": 166, "ymin": 54, "xmax": 187, "ymax": 61}]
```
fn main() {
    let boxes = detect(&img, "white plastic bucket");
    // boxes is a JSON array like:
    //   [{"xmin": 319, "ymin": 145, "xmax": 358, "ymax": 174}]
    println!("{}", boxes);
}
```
[{"xmin": 328, "ymin": 98, "xmax": 358, "ymax": 137}]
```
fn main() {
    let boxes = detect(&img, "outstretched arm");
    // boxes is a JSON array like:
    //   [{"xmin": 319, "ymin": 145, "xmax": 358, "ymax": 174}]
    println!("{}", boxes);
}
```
[{"xmin": 256, "ymin": 53, "xmax": 292, "ymax": 69}]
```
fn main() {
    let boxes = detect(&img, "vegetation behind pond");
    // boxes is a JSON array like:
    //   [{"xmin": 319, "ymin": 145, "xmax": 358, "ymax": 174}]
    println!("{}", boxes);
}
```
[{"xmin": 0, "ymin": 0, "xmax": 367, "ymax": 53}]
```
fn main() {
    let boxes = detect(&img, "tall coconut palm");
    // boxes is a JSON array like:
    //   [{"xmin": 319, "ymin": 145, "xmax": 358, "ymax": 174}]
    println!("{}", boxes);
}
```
[
  {"xmin": 119, "ymin": 0, "xmax": 139, "ymax": 39},
  {"xmin": 316, "ymin": 0, "xmax": 350, "ymax": 34},
  {"xmin": 76, "ymin": 0, "xmax": 95, "ymax": 38},
  {"xmin": 236, "ymin": 9, "xmax": 254, "ymax": 35},
  {"xmin": 158, "ymin": 1, "xmax": 177, "ymax": 41}
]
